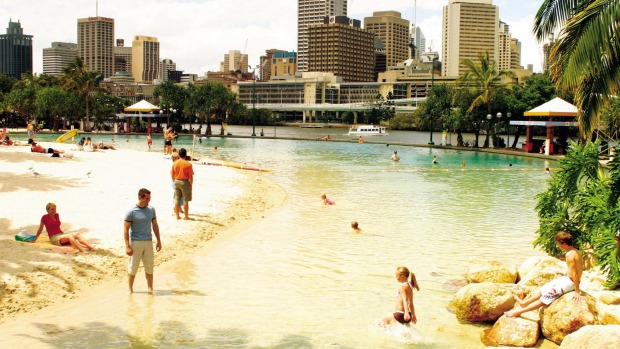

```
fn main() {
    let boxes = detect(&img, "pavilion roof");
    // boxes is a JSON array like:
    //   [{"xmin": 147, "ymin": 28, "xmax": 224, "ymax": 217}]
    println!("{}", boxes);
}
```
[{"xmin": 524, "ymin": 97, "xmax": 578, "ymax": 117}]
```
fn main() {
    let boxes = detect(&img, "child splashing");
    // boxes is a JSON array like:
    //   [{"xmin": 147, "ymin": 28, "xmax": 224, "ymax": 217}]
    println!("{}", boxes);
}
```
[
  {"xmin": 321, "ymin": 194, "xmax": 335, "ymax": 205},
  {"xmin": 384, "ymin": 266, "xmax": 419, "ymax": 326}
]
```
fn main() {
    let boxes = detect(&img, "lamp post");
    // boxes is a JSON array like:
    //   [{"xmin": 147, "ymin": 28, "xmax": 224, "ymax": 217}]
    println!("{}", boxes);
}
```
[
  {"xmin": 250, "ymin": 65, "xmax": 259, "ymax": 137},
  {"xmin": 495, "ymin": 112, "xmax": 502, "ymax": 148},
  {"xmin": 429, "ymin": 55, "xmax": 438, "ymax": 145},
  {"xmin": 506, "ymin": 112, "xmax": 512, "ymax": 148},
  {"xmin": 486, "ymin": 113, "xmax": 492, "ymax": 147}
]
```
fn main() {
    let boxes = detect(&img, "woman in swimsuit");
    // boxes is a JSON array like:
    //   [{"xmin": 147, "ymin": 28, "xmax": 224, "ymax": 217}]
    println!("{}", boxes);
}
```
[{"xmin": 383, "ymin": 266, "xmax": 419, "ymax": 326}]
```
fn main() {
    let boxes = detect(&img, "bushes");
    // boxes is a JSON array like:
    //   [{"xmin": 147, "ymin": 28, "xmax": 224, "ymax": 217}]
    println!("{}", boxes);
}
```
[{"xmin": 535, "ymin": 141, "xmax": 620, "ymax": 288}]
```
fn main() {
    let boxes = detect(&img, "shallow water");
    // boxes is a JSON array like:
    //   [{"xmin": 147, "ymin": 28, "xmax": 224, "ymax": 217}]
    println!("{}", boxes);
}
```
[{"xmin": 8, "ymin": 129, "xmax": 555, "ymax": 348}]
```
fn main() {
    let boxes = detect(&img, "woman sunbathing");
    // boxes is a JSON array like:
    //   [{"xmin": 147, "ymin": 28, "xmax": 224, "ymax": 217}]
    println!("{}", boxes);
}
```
[{"xmin": 30, "ymin": 203, "xmax": 96, "ymax": 252}]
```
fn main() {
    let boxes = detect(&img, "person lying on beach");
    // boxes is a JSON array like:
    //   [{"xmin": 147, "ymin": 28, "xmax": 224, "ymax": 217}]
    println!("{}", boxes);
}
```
[
  {"xmin": 383, "ymin": 266, "xmax": 419, "ymax": 326},
  {"xmin": 321, "ymin": 194, "xmax": 335, "ymax": 205},
  {"xmin": 96, "ymin": 141, "xmax": 117, "ymax": 150},
  {"xmin": 317, "ymin": 135, "xmax": 332, "ymax": 141},
  {"xmin": 29, "ymin": 140, "xmax": 65, "ymax": 155},
  {"xmin": 351, "ymin": 221, "xmax": 361, "ymax": 233},
  {"xmin": 30, "ymin": 202, "xmax": 97, "ymax": 253},
  {"xmin": 505, "ymin": 231, "xmax": 583, "ymax": 318},
  {"xmin": 2, "ymin": 135, "xmax": 13, "ymax": 145}
]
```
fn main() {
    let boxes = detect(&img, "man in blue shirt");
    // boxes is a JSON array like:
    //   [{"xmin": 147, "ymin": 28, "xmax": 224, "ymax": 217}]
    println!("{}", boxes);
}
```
[{"xmin": 124, "ymin": 188, "xmax": 162, "ymax": 293}]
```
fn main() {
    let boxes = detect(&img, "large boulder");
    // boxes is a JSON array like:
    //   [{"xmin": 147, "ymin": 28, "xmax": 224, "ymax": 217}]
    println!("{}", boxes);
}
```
[
  {"xmin": 599, "ymin": 291, "xmax": 620, "ymax": 305},
  {"xmin": 467, "ymin": 259, "xmax": 518, "ymax": 284},
  {"xmin": 517, "ymin": 256, "xmax": 542, "ymax": 282},
  {"xmin": 485, "ymin": 315, "xmax": 540, "ymax": 347},
  {"xmin": 540, "ymin": 292, "xmax": 599, "ymax": 344},
  {"xmin": 518, "ymin": 257, "xmax": 566, "ymax": 288},
  {"xmin": 450, "ymin": 283, "xmax": 515, "ymax": 323},
  {"xmin": 558, "ymin": 325, "xmax": 620, "ymax": 349},
  {"xmin": 599, "ymin": 303, "xmax": 620, "ymax": 325}
]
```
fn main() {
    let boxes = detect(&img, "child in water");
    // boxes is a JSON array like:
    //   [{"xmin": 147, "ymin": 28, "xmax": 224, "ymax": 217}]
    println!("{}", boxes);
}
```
[
  {"xmin": 351, "ymin": 221, "xmax": 361, "ymax": 233},
  {"xmin": 383, "ymin": 266, "xmax": 419, "ymax": 326},
  {"xmin": 321, "ymin": 194, "xmax": 335, "ymax": 205},
  {"xmin": 432, "ymin": 156, "xmax": 438, "ymax": 164}
]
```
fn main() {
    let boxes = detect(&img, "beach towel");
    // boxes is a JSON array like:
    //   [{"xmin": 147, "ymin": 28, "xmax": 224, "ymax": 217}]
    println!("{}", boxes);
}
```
[{"xmin": 17, "ymin": 239, "xmax": 77, "ymax": 254}]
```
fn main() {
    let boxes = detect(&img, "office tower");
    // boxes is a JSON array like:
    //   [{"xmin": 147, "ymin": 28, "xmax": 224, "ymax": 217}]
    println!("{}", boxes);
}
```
[
  {"xmin": 510, "ymin": 38, "xmax": 522, "ymax": 69},
  {"xmin": 260, "ymin": 49, "xmax": 286, "ymax": 80},
  {"xmin": 297, "ymin": 0, "xmax": 347, "ymax": 72},
  {"xmin": 0, "ymin": 20, "xmax": 33, "ymax": 79},
  {"xmin": 543, "ymin": 34, "xmax": 555, "ymax": 74},
  {"xmin": 271, "ymin": 51, "xmax": 297, "ymax": 78},
  {"xmin": 132, "ymin": 35, "xmax": 159, "ymax": 83},
  {"xmin": 497, "ymin": 21, "xmax": 511, "ymax": 71},
  {"xmin": 78, "ymin": 16, "xmax": 115, "ymax": 78},
  {"xmin": 442, "ymin": 0, "xmax": 498, "ymax": 77},
  {"xmin": 307, "ymin": 16, "xmax": 375, "ymax": 82},
  {"xmin": 413, "ymin": 26, "xmax": 426, "ymax": 59},
  {"xmin": 43, "ymin": 42, "xmax": 77, "ymax": 76},
  {"xmin": 374, "ymin": 38, "xmax": 387, "ymax": 81},
  {"xmin": 220, "ymin": 50, "xmax": 248, "ymax": 73},
  {"xmin": 114, "ymin": 46, "xmax": 132, "ymax": 73},
  {"xmin": 364, "ymin": 11, "xmax": 409, "ymax": 68},
  {"xmin": 159, "ymin": 58, "xmax": 176, "ymax": 81}
]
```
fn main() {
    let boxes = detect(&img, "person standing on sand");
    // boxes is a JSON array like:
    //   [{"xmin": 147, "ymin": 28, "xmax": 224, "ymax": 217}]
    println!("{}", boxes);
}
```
[
  {"xmin": 147, "ymin": 133, "xmax": 152, "ymax": 151},
  {"xmin": 171, "ymin": 148, "xmax": 194, "ymax": 220},
  {"xmin": 27, "ymin": 119, "xmax": 35, "ymax": 140},
  {"xmin": 124, "ymin": 188, "xmax": 161, "ymax": 294},
  {"xmin": 505, "ymin": 231, "xmax": 583, "ymax": 318}
]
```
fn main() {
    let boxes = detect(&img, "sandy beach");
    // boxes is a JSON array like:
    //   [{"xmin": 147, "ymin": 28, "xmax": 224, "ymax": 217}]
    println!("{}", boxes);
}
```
[{"xmin": 0, "ymin": 140, "xmax": 286, "ymax": 323}]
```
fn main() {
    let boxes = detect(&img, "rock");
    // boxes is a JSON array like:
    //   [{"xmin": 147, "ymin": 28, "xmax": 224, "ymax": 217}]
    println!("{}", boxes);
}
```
[
  {"xmin": 600, "ymin": 291, "xmax": 620, "ymax": 305},
  {"xmin": 558, "ymin": 325, "xmax": 620, "ymax": 349},
  {"xmin": 517, "ymin": 256, "xmax": 541, "ymax": 282},
  {"xmin": 450, "ymin": 283, "xmax": 515, "ymax": 323},
  {"xmin": 540, "ymin": 292, "xmax": 599, "ymax": 344},
  {"xmin": 485, "ymin": 315, "xmax": 540, "ymax": 347},
  {"xmin": 599, "ymin": 303, "xmax": 620, "ymax": 325},
  {"xmin": 518, "ymin": 257, "xmax": 566, "ymax": 288},
  {"xmin": 467, "ymin": 259, "xmax": 518, "ymax": 284}
]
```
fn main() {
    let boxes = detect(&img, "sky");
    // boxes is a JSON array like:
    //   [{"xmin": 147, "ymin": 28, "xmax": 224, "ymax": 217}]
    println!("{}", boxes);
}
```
[{"xmin": 0, "ymin": 0, "xmax": 546, "ymax": 76}]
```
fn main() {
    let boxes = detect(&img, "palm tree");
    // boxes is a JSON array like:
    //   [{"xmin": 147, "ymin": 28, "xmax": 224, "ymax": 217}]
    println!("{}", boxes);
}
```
[
  {"xmin": 457, "ymin": 51, "xmax": 516, "ymax": 147},
  {"xmin": 63, "ymin": 57, "xmax": 102, "ymax": 132},
  {"xmin": 534, "ymin": 0, "xmax": 620, "ymax": 139}
]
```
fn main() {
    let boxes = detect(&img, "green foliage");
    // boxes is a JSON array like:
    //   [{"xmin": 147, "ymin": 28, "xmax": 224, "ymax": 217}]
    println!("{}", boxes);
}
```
[
  {"xmin": 366, "ymin": 92, "xmax": 396, "ymax": 123},
  {"xmin": 389, "ymin": 113, "xmax": 417, "ymax": 130},
  {"xmin": 600, "ymin": 97, "xmax": 620, "ymax": 137},
  {"xmin": 535, "ymin": 141, "xmax": 620, "ymax": 288}
]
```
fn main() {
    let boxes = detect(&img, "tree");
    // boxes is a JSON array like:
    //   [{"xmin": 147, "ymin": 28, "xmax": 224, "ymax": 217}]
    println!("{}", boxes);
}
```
[
  {"xmin": 36, "ymin": 87, "xmax": 71, "ymax": 130},
  {"xmin": 458, "ymin": 51, "xmax": 516, "ymax": 147},
  {"xmin": 367, "ymin": 92, "xmax": 396, "ymax": 124},
  {"xmin": 62, "ymin": 57, "xmax": 102, "ymax": 132},
  {"xmin": 534, "ymin": 0, "xmax": 620, "ymax": 140},
  {"xmin": 191, "ymin": 82, "xmax": 239, "ymax": 135},
  {"xmin": 535, "ymin": 141, "xmax": 620, "ymax": 288},
  {"xmin": 153, "ymin": 80, "xmax": 187, "ymax": 129}
]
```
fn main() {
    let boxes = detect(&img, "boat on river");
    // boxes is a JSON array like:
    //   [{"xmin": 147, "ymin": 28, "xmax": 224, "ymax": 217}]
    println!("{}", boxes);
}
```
[{"xmin": 347, "ymin": 124, "xmax": 388, "ymax": 136}]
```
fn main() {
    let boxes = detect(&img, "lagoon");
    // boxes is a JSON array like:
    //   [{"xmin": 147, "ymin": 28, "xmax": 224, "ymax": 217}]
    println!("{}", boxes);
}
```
[{"xmin": 9, "ymin": 128, "xmax": 553, "ymax": 348}]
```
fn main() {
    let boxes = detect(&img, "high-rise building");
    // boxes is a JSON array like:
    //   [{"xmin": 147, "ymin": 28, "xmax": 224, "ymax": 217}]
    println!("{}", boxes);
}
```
[
  {"xmin": 0, "ymin": 20, "xmax": 33, "ymax": 79},
  {"xmin": 43, "ymin": 42, "xmax": 77, "ymax": 76},
  {"xmin": 413, "ymin": 26, "xmax": 426, "ymax": 60},
  {"xmin": 78, "ymin": 16, "xmax": 115, "ymax": 78},
  {"xmin": 220, "ymin": 50, "xmax": 248, "ymax": 73},
  {"xmin": 307, "ymin": 16, "xmax": 375, "ymax": 82},
  {"xmin": 159, "ymin": 58, "xmax": 176, "ymax": 81},
  {"xmin": 543, "ymin": 34, "xmax": 555, "ymax": 74},
  {"xmin": 363, "ymin": 11, "xmax": 409, "ymax": 68},
  {"xmin": 260, "ymin": 49, "xmax": 286, "ymax": 81},
  {"xmin": 373, "ymin": 38, "xmax": 387, "ymax": 81},
  {"xmin": 510, "ymin": 38, "xmax": 522, "ymax": 69},
  {"xmin": 497, "ymin": 21, "xmax": 511, "ymax": 71},
  {"xmin": 114, "ymin": 46, "xmax": 132, "ymax": 73},
  {"xmin": 271, "ymin": 51, "xmax": 297, "ymax": 78},
  {"xmin": 442, "ymin": 0, "xmax": 498, "ymax": 77},
  {"xmin": 297, "ymin": 0, "xmax": 347, "ymax": 73},
  {"xmin": 132, "ymin": 35, "xmax": 159, "ymax": 83}
]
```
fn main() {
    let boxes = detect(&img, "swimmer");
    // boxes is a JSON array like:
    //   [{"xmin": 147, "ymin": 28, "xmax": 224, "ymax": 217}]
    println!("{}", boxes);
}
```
[
  {"xmin": 383, "ymin": 266, "xmax": 419, "ymax": 326},
  {"xmin": 391, "ymin": 151, "xmax": 400, "ymax": 161},
  {"xmin": 461, "ymin": 160, "xmax": 466, "ymax": 168},
  {"xmin": 213, "ymin": 146, "xmax": 218, "ymax": 152},
  {"xmin": 545, "ymin": 167, "xmax": 550, "ymax": 174},
  {"xmin": 351, "ymin": 221, "xmax": 361, "ymax": 233},
  {"xmin": 432, "ymin": 156, "xmax": 438, "ymax": 164},
  {"xmin": 321, "ymin": 194, "xmax": 335, "ymax": 205}
]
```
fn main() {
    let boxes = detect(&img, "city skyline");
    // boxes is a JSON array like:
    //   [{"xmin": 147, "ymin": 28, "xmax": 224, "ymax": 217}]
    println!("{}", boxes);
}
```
[{"xmin": 0, "ymin": 0, "xmax": 545, "ymax": 77}]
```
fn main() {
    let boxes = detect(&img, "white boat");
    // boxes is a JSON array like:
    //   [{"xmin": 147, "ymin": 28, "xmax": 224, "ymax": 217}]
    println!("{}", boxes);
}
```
[{"xmin": 347, "ymin": 125, "xmax": 388, "ymax": 136}]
